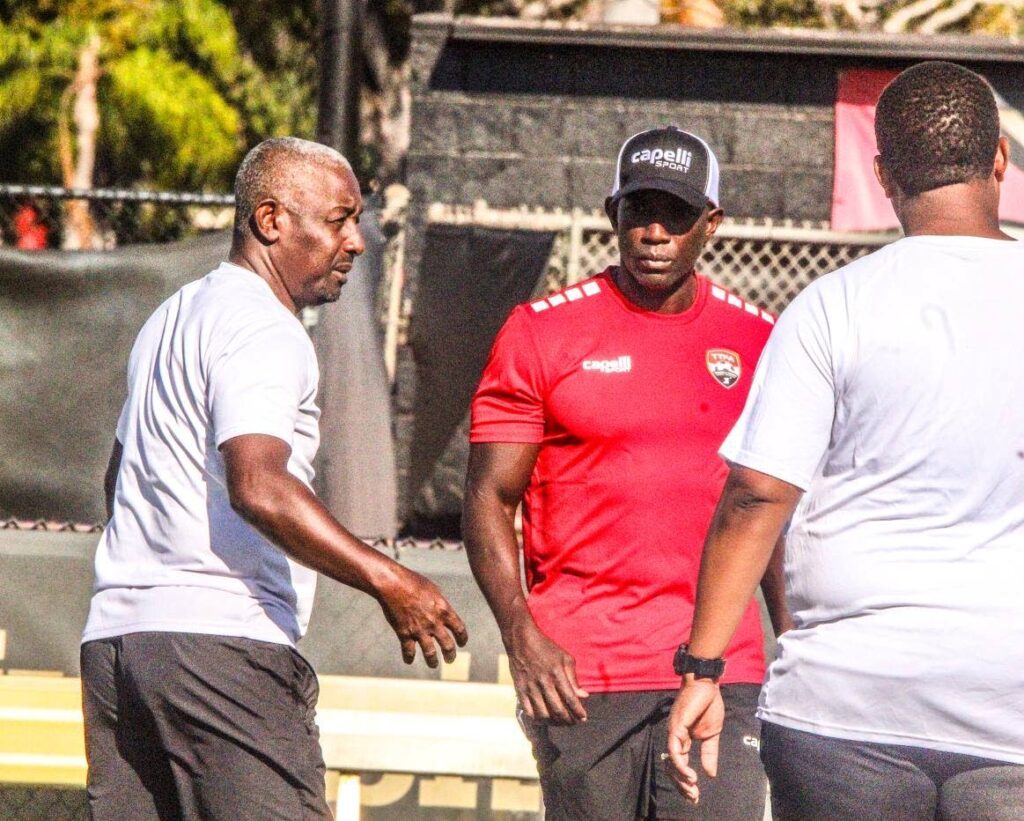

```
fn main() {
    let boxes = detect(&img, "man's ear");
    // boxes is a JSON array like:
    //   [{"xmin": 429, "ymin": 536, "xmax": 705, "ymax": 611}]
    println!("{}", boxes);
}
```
[
  {"xmin": 994, "ymin": 135, "xmax": 1010, "ymax": 183},
  {"xmin": 704, "ymin": 206, "xmax": 725, "ymax": 238},
  {"xmin": 605, "ymin": 196, "xmax": 618, "ymax": 229},
  {"xmin": 250, "ymin": 199, "xmax": 282, "ymax": 244},
  {"xmin": 873, "ymin": 155, "xmax": 897, "ymax": 201}
]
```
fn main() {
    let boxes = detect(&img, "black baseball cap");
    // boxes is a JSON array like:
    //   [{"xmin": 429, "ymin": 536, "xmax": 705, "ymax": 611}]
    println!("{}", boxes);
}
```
[{"xmin": 608, "ymin": 126, "xmax": 720, "ymax": 210}]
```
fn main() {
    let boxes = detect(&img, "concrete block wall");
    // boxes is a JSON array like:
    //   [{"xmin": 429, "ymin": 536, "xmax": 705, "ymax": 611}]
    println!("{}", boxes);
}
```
[{"xmin": 406, "ymin": 34, "xmax": 840, "ymax": 220}]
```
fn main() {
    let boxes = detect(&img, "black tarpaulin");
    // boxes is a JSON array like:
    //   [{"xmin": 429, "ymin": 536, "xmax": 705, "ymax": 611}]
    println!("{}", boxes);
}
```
[
  {"xmin": 407, "ymin": 224, "xmax": 555, "ymax": 535},
  {"xmin": 0, "ymin": 232, "xmax": 229, "ymax": 522},
  {"xmin": 311, "ymin": 207, "xmax": 398, "ymax": 537},
  {"xmin": 0, "ymin": 221, "xmax": 396, "ymax": 533}
]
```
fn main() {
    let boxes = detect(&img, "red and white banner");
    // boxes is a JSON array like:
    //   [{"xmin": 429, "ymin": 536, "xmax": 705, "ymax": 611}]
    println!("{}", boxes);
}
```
[{"xmin": 831, "ymin": 68, "xmax": 1024, "ymax": 231}]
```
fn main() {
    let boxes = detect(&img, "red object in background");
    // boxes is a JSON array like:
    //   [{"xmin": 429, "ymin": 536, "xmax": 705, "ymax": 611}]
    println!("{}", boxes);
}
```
[
  {"xmin": 13, "ymin": 204, "xmax": 49, "ymax": 249},
  {"xmin": 832, "ymin": 69, "xmax": 1024, "ymax": 232},
  {"xmin": 832, "ymin": 69, "xmax": 897, "ymax": 232}
]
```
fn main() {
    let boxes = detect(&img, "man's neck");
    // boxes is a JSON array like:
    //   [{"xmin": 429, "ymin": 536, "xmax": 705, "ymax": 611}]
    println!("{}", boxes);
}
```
[
  {"xmin": 612, "ymin": 267, "xmax": 699, "ymax": 315},
  {"xmin": 896, "ymin": 184, "xmax": 1013, "ymax": 241},
  {"xmin": 228, "ymin": 241, "xmax": 299, "ymax": 314}
]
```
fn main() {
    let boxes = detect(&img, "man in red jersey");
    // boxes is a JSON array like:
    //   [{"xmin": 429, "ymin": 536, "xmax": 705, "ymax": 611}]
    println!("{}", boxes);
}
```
[{"xmin": 463, "ymin": 126, "xmax": 790, "ymax": 820}]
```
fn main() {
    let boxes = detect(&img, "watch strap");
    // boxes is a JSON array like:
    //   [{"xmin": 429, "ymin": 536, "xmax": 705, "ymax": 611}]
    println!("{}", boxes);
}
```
[{"xmin": 673, "ymin": 644, "xmax": 726, "ymax": 680}]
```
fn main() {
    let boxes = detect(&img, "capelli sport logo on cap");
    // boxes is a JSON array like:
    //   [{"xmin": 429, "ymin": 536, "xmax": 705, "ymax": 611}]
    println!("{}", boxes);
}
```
[
  {"xmin": 706, "ymin": 349, "xmax": 741, "ymax": 388},
  {"xmin": 630, "ymin": 147, "xmax": 693, "ymax": 173},
  {"xmin": 610, "ymin": 126, "xmax": 720, "ymax": 211}
]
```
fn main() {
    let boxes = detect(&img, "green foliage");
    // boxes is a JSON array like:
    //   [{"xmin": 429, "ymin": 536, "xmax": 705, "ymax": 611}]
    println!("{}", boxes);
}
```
[
  {"xmin": 0, "ymin": 17, "xmax": 76, "ymax": 183},
  {"xmin": 0, "ymin": 68, "xmax": 43, "ymax": 126},
  {"xmin": 189, "ymin": 0, "xmax": 319, "ymax": 145},
  {"xmin": 721, "ymin": 0, "xmax": 826, "ymax": 28},
  {"xmin": 103, "ymin": 47, "xmax": 241, "ymax": 188},
  {"xmin": 966, "ymin": 2, "xmax": 1024, "ymax": 34},
  {"xmin": 0, "ymin": 0, "xmax": 316, "ymax": 191}
]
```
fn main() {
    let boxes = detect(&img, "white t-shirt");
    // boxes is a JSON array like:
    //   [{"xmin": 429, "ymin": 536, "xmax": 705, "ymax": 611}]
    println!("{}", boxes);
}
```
[
  {"xmin": 722, "ymin": 235, "xmax": 1024, "ymax": 764},
  {"xmin": 83, "ymin": 262, "xmax": 321, "ymax": 647}
]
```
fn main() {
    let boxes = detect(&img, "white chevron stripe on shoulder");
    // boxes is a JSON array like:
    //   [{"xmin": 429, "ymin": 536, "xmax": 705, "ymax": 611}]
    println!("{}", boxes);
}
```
[
  {"xmin": 530, "ymin": 278, "xmax": 602, "ymax": 313},
  {"xmin": 709, "ymin": 283, "xmax": 774, "ymax": 325}
]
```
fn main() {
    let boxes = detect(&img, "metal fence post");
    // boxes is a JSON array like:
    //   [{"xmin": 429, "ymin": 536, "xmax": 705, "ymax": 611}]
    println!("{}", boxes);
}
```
[{"xmin": 566, "ymin": 207, "xmax": 584, "ymax": 285}]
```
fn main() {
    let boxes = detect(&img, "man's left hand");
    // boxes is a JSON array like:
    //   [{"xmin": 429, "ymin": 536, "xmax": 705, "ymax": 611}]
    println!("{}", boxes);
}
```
[{"xmin": 664, "ymin": 679, "xmax": 724, "ymax": 804}]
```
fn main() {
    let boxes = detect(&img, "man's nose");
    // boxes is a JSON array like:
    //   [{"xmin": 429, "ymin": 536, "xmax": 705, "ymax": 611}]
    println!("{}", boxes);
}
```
[
  {"xmin": 642, "ymin": 221, "xmax": 670, "ymax": 242},
  {"xmin": 346, "ymin": 225, "xmax": 366, "ymax": 256}
]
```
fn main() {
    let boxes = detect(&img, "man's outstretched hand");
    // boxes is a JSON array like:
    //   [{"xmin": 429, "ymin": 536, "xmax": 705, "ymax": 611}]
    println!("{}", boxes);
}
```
[
  {"xmin": 665, "ymin": 679, "xmax": 725, "ymax": 804},
  {"xmin": 376, "ymin": 566, "xmax": 468, "ymax": 668}
]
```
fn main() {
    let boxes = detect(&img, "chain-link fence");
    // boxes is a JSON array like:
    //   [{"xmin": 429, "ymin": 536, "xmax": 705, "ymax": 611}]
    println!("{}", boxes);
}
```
[
  {"xmin": 426, "ymin": 202, "xmax": 897, "ymax": 316},
  {"xmin": 0, "ymin": 184, "xmax": 234, "ymax": 249},
  {"xmin": 0, "ymin": 183, "xmax": 418, "ymax": 384},
  {"xmin": 0, "ymin": 517, "xmax": 460, "ymax": 549}
]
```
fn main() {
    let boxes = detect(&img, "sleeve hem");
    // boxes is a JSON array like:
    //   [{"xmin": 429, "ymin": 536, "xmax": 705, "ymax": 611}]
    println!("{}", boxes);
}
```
[
  {"xmin": 215, "ymin": 425, "xmax": 293, "ymax": 449},
  {"xmin": 718, "ymin": 447, "xmax": 812, "ymax": 492},
  {"xmin": 469, "ymin": 428, "xmax": 544, "ymax": 444}
]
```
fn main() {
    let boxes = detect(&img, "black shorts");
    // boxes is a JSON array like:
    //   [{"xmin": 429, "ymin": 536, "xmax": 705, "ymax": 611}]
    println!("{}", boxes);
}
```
[
  {"xmin": 81, "ymin": 631, "xmax": 331, "ymax": 820},
  {"xmin": 762, "ymin": 722, "xmax": 1024, "ymax": 821},
  {"xmin": 520, "ymin": 684, "xmax": 766, "ymax": 821}
]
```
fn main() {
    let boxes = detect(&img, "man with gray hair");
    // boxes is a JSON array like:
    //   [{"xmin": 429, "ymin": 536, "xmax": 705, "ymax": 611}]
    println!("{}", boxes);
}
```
[{"xmin": 81, "ymin": 137, "xmax": 468, "ymax": 819}]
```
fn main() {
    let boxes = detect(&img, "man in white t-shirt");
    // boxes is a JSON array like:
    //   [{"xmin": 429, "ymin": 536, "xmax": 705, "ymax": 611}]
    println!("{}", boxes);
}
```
[
  {"xmin": 81, "ymin": 137, "xmax": 468, "ymax": 819},
  {"xmin": 665, "ymin": 62, "xmax": 1024, "ymax": 819}
]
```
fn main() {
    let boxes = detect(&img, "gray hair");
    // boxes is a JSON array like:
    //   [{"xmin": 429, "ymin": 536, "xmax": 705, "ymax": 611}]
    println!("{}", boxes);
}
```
[{"xmin": 233, "ymin": 137, "xmax": 351, "ymax": 232}]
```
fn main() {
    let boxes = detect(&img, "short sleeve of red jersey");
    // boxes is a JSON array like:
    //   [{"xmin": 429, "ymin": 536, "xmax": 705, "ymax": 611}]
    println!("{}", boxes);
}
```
[{"xmin": 470, "ymin": 306, "xmax": 547, "ymax": 443}]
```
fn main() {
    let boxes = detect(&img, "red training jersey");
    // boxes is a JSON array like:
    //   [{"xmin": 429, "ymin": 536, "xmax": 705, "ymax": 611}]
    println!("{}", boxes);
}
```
[{"xmin": 470, "ymin": 268, "xmax": 774, "ymax": 692}]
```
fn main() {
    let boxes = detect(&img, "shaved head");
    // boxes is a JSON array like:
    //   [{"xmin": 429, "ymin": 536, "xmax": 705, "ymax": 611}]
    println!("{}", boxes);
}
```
[{"xmin": 233, "ymin": 137, "xmax": 352, "ymax": 236}]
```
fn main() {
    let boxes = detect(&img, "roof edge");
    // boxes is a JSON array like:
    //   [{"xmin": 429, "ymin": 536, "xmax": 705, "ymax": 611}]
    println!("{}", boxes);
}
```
[{"xmin": 412, "ymin": 13, "xmax": 1024, "ymax": 63}]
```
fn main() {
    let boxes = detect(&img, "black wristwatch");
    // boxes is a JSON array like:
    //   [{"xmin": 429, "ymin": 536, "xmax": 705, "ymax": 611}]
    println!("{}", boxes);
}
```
[{"xmin": 673, "ymin": 644, "xmax": 726, "ymax": 680}]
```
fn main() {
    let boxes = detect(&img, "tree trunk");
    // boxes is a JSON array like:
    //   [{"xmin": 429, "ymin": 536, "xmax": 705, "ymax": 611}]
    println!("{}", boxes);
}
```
[
  {"xmin": 678, "ymin": 0, "xmax": 725, "ymax": 27},
  {"xmin": 61, "ymin": 34, "xmax": 101, "ymax": 250}
]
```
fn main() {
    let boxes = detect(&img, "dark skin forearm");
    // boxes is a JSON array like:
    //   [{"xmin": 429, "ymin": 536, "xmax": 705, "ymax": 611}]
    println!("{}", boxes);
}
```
[
  {"xmin": 463, "ymin": 442, "xmax": 589, "ymax": 723},
  {"xmin": 687, "ymin": 467, "xmax": 802, "ymax": 659},
  {"xmin": 462, "ymin": 443, "xmax": 537, "ymax": 640},
  {"xmin": 759, "ymin": 534, "xmax": 794, "ymax": 637},
  {"xmin": 222, "ymin": 434, "xmax": 467, "ymax": 667},
  {"xmin": 666, "ymin": 467, "xmax": 802, "ymax": 800},
  {"xmin": 234, "ymin": 469, "xmax": 400, "ymax": 592}
]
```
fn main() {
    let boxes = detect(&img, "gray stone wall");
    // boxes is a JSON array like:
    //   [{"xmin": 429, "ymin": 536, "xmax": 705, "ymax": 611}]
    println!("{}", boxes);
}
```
[
  {"xmin": 408, "ymin": 96, "xmax": 836, "ymax": 217},
  {"xmin": 406, "ymin": 37, "xmax": 839, "ymax": 220}
]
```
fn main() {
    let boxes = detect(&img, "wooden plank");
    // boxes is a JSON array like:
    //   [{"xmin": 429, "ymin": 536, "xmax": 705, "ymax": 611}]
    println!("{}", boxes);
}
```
[
  {"xmin": 316, "ymin": 675, "xmax": 535, "ymax": 780},
  {"xmin": 0, "ymin": 677, "xmax": 87, "ymax": 785}
]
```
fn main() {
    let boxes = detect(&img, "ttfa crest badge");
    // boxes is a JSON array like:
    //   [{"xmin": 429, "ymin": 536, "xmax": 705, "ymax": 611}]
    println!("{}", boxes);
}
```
[{"xmin": 706, "ymin": 349, "xmax": 741, "ymax": 388}]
